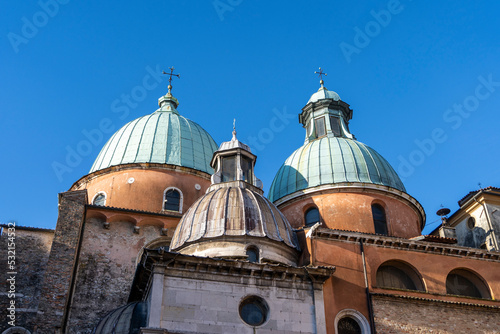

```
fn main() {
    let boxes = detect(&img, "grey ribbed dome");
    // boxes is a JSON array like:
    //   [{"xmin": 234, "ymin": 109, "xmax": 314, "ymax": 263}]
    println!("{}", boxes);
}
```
[{"xmin": 170, "ymin": 186, "xmax": 300, "ymax": 251}]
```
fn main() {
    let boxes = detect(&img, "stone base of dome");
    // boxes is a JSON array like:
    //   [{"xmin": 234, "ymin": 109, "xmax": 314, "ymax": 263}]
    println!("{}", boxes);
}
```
[{"xmin": 176, "ymin": 236, "xmax": 299, "ymax": 266}]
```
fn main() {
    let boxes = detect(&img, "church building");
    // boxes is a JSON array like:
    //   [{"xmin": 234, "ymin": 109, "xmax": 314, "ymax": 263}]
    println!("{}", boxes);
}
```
[{"xmin": 1, "ymin": 69, "xmax": 499, "ymax": 334}]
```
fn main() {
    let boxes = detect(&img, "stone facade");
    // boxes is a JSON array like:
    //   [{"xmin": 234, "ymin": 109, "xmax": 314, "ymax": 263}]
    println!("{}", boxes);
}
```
[{"xmin": 135, "ymin": 251, "xmax": 332, "ymax": 334}]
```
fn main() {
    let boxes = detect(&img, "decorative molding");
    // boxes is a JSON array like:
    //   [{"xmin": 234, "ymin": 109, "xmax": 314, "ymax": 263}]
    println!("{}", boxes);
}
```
[{"xmin": 313, "ymin": 228, "xmax": 500, "ymax": 262}]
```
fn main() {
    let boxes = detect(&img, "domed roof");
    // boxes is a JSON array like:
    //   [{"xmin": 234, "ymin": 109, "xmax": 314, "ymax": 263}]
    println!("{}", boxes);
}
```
[
  {"xmin": 308, "ymin": 86, "xmax": 341, "ymax": 104},
  {"xmin": 90, "ymin": 108, "xmax": 218, "ymax": 174},
  {"xmin": 170, "ymin": 185, "xmax": 300, "ymax": 251},
  {"xmin": 93, "ymin": 301, "xmax": 147, "ymax": 334},
  {"xmin": 269, "ymin": 137, "xmax": 406, "ymax": 202}
]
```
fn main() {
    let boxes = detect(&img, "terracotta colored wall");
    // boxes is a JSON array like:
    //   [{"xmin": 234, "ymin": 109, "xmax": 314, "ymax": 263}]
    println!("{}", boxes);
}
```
[
  {"xmin": 364, "ymin": 245, "xmax": 500, "ymax": 298},
  {"xmin": 280, "ymin": 191, "xmax": 421, "ymax": 238},
  {"xmin": 312, "ymin": 239, "xmax": 370, "ymax": 333},
  {"xmin": 311, "ymin": 237, "xmax": 500, "ymax": 333},
  {"xmin": 77, "ymin": 168, "xmax": 210, "ymax": 214}
]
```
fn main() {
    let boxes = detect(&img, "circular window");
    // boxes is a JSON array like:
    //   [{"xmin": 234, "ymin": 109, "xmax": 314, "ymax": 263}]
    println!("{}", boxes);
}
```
[
  {"xmin": 239, "ymin": 296, "xmax": 269, "ymax": 327},
  {"xmin": 467, "ymin": 217, "xmax": 476, "ymax": 229}
]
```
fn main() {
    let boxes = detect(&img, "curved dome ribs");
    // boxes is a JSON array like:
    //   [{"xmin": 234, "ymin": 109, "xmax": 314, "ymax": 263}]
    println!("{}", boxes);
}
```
[
  {"xmin": 170, "ymin": 186, "xmax": 300, "ymax": 251},
  {"xmin": 89, "ymin": 111, "xmax": 217, "ymax": 175},
  {"xmin": 269, "ymin": 137, "xmax": 407, "ymax": 202}
]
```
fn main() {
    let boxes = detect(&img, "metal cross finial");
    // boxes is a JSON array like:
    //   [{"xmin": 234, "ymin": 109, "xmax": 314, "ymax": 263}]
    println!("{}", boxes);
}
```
[
  {"xmin": 315, "ymin": 67, "xmax": 327, "ymax": 87},
  {"xmin": 232, "ymin": 118, "xmax": 237, "ymax": 141},
  {"xmin": 162, "ymin": 66, "xmax": 180, "ymax": 93}
]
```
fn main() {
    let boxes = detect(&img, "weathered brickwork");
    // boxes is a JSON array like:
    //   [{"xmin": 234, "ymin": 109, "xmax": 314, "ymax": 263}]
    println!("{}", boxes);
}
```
[
  {"xmin": 372, "ymin": 295, "xmax": 500, "ymax": 333},
  {"xmin": 65, "ymin": 218, "xmax": 167, "ymax": 334},
  {"xmin": 35, "ymin": 190, "xmax": 88, "ymax": 333},
  {"xmin": 0, "ymin": 226, "xmax": 54, "ymax": 332}
]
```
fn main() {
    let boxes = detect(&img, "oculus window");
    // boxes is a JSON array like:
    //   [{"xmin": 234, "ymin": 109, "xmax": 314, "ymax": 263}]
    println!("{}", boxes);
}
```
[{"xmin": 239, "ymin": 296, "xmax": 269, "ymax": 327}]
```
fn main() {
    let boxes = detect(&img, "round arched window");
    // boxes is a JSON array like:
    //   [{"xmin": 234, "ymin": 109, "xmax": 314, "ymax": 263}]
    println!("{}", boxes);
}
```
[
  {"xmin": 446, "ymin": 269, "xmax": 490, "ymax": 299},
  {"xmin": 305, "ymin": 207, "xmax": 320, "ymax": 226},
  {"xmin": 337, "ymin": 316, "xmax": 362, "ymax": 334},
  {"xmin": 93, "ymin": 193, "xmax": 106, "ymax": 206},
  {"xmin": 246, "ymin": 246, "xmax": 259, "ymax": 263},
  {"xmin": 239, "ymin": 296, "xmax": 269, "ymax": 327},
  {"xmin": 376, "ymin": 261, "xmax": 424, "ymax": 291}
]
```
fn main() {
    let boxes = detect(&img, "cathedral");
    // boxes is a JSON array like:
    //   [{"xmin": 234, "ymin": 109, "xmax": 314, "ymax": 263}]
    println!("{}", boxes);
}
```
[{"xmin": 1, "ymin": 70, "xmax": 500, "ymax": 334}]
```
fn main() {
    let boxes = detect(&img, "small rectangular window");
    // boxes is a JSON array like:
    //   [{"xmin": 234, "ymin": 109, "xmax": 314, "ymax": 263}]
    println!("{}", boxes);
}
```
[
  {"xmin": 221, "ymin": 156, "xmax": 236, "ymax": 182},
  {"xmin": 330, "ymin": 116, "xmax": 342, "ymax": 137},
  {"xmin": 314, "ymin": 117, "xmax": 326, "ymax": 138},
  {"xmin": 241, "ymin": 155, "xmax": 253, "ymax": 183}
]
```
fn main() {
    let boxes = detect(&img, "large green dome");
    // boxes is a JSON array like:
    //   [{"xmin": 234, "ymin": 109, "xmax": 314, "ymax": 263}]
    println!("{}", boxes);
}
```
[
  {"xmin": 269, "ymin": 137, "xmax": 405, "ymax": 203},
  {"xmin": 90, "ymin": 98, "xmax": 218, "ymax": 174}
]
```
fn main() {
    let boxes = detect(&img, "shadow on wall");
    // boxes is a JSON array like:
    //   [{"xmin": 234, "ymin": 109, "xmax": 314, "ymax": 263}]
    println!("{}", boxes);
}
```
[{"xmin": 462, "ymin": 226, "xmax": 487, "ymax": 249}]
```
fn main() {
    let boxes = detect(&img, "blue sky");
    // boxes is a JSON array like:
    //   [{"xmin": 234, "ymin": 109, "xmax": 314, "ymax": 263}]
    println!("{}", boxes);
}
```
[{"xmin": 2, "ymin": 1, "xmax": 499, "ymax": 234}]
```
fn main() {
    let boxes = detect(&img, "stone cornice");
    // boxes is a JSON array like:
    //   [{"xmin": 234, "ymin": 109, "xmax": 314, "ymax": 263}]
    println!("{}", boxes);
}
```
[
  {"xmin": 129, "ymin": 249, "xmax": 335, "ymax": 302},
  {"xmin": 313, "ymin": 228, "xmax": 500, "ymax": 262}
]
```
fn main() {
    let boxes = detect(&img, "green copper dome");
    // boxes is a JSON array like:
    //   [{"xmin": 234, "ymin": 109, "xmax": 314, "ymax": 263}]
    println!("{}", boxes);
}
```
[
  {"xmin": 269, "ymin": 137, "xmax": 405, "ymax": 202},
  {"xmin": 269, "ymin": 79, "xmax": 406, "ymax": 203},
  {"xmin": 90, "ymin": 94, "xmax": 218, "ymax": 174}
]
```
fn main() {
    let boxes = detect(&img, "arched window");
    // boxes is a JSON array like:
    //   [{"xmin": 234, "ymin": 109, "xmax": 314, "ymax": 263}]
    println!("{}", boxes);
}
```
[
  {"xmin": 92, "ymin": 192, "xmax": 106, "ymax": 206},
  {"xmin": 372, "ymin": 204, "xmax": 387, "ymax": 235},
  {"xmin": 376, "ymin": 261, "xmax": 425, "ymax": 291},
  {"xmin": 305, "ymin": 207, "xmax": 320, "ymax": 226},
  {"xmin": 338, "ymin": 317, "xmax": 362, "ymax": 334},
  {"xmin": 163, "ymin": 188, "xmax": 182, "ymax": 213},
  {"xmin": 246, "ymin": 246, "xmax": 259, "ymax": 263},
  {"xmin": 335, "ymin": 309, "xmax": 370, "ymax": 334},
  {"xmin": 446, "ymin": 269, "xmax": 490, "ymax": 299}
]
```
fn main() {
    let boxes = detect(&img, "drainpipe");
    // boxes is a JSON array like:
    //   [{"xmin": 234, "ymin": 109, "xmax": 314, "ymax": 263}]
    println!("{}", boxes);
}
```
[{"xmin": 359, "ymin": 240, "xmax": 376, "ymax": 333}]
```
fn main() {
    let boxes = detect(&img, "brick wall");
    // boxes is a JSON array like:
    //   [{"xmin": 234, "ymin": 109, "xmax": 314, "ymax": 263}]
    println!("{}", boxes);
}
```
[
  {"xmin": 372, "ymin": 295, "xmax": 500, "ymax": 334},
  {"xmin": 0, "ymin": 226, "xmax": 54, "ymax": 332},
  {"xmin": 65, "ymin": 218, "xmax": 167, "ymax": 334},
  {"xmin": 35, "ymin": 190, "xmax": 87, "ymax": 333}
]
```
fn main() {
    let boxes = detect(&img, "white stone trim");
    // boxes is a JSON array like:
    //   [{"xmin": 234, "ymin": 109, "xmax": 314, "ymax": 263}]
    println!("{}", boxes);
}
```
[
  {"xmin": 91, "ymin": 191, "xmax": 107, "ymax": 206},
  {"xmin": 162, "ymin": 187, "xmax": 183, "ymax": 213},
  {"xmin": 335, "ymin": 309, "xmax": 371, "ymax": 334}
]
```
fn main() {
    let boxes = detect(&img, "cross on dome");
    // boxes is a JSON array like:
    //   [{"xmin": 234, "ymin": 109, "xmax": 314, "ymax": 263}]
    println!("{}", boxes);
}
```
[
  {"xmin": 162, "ymin": 67, "xmax": 180, "ymax": 93},
  {"xmin": 315, "ymin": 67, "xmax": 327, "ymax": 87}
]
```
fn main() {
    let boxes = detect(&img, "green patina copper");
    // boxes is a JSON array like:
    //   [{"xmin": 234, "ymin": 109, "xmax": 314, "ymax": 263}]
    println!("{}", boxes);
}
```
[
  {"xmin": 90, "ymin": 95, "xmax": 218, "ymax": 174},
  {"xmin": 268, "ymin": 137, "xmax": 406, "ymax": 202},
  {"xmin": 269, "ymin": 83, "xmax": 405, "ymax": 202}
]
